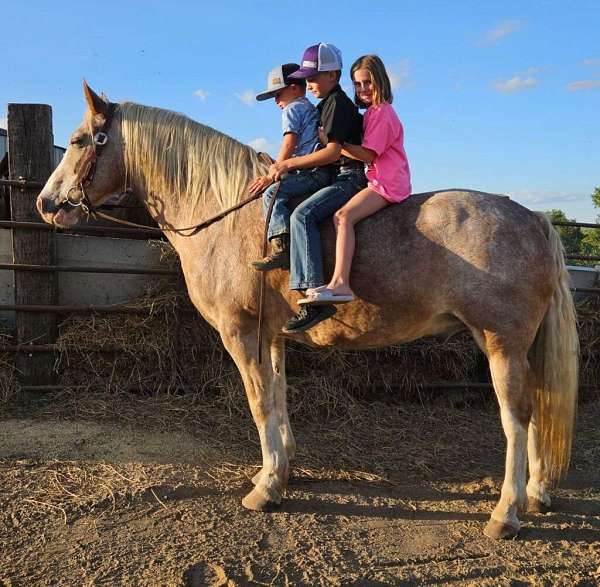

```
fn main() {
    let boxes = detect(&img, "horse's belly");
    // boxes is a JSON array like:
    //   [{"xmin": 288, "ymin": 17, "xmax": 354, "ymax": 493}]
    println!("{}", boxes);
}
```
[{"xmin": 293, "ymin": 305, "xmax": 464, "ymax": 350}]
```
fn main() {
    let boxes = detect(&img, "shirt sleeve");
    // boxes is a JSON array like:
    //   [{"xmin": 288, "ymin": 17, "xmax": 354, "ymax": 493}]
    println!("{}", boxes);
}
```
[
  {"xmin": 321, "ymin": 97, "xmax": 352, "ymax": 144},
  {"xmin": 362, "ymin": 105, "xmax": 398, "ymax": 156},
  {"xmin": 281, "ymin": 103, "xmax": 301, "ymax": 135}
]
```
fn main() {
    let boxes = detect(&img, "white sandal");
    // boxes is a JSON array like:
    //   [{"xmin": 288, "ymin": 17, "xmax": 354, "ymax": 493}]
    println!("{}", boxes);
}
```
[{"xmin": 298, "ymin": 288, "xmax": 355, "ymax": 305}]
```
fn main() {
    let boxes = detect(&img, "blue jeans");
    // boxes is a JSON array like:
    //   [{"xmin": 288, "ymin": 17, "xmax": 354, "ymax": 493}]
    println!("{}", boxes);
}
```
[
  {"xmin": 263, "ymin": 168, "xmax": 333, "ymax": 240},
  {"xmin": 290, "ymin": 168, "xmax": 366, "ymax": 290}
]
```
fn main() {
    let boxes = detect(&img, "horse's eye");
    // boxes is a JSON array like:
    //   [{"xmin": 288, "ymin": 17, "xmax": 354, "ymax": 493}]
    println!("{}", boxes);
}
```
[{"xmin": 70, "ymin": 137, "xmax": 84, "ymax": 147}]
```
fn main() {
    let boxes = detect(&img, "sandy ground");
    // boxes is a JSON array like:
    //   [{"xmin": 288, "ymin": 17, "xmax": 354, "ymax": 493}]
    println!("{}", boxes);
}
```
[{"xmin": 1, "ymin": 401, "xmax": 599, "ymax": 586}]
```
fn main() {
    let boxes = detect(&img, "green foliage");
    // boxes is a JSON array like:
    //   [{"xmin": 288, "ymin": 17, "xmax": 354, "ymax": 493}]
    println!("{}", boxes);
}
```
[
  {"xmin": 545, "ymin": 189, "xmax": 600, "ymax": 266},
  {"xmin": 592, "ymin": 186, "xmax": 600, "ymax": 211},
  {"xmin": 546, "ymin": 209, "xmax": 584, "ymax": 256}
]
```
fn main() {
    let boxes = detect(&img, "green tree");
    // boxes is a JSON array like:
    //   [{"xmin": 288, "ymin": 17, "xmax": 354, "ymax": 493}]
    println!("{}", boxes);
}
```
[
  {"xmin": 580, "ymin": 186, "xmax": 600, "ymax": 260},
  {"xmin": 545, "ymin": 208, "xmax": 584, "ymax": 256}
]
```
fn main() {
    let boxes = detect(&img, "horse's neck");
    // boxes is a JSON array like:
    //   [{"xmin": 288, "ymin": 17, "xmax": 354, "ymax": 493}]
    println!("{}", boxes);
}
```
[
  {"xmin": 133, "ymin": 177, "xmax": 261, "ymax": 260},
  {"xmin": 131, "ymin": 179, "xmax": 220, "ymax": 231}
]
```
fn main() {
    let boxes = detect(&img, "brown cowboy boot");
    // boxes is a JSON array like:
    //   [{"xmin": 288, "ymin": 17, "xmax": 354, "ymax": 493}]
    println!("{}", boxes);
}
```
[{"xmin": 250, "ymin": 234, "xmax": 290, "ymax": 271}]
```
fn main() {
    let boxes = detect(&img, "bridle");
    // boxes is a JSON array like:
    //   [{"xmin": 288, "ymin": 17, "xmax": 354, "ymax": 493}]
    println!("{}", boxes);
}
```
[{"xmin": 60, "ymin": 102, "xmax": 118, "ymax": 215}]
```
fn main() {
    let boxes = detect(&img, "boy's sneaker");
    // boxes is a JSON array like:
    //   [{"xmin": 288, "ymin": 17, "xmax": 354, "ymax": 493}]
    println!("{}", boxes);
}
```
[{"xmin": 282, "ymin": 304, "xmax": 337, "ymax": 333}]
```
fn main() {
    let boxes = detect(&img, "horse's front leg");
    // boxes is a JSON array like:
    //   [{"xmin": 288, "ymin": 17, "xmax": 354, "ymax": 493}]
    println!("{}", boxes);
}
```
[
  {"xmin": 220, "ymin": 326, "xmax": 289, "ymax": 511},
  {"xmin": 251, "ymin": 337, "xmax": 296, "ymax": 487}
]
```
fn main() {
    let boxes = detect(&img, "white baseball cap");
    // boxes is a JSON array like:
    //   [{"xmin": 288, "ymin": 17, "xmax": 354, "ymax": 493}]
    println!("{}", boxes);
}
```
[{"xmin": 256, "ymin": 63, "xmax": 305, "ymax": 101}]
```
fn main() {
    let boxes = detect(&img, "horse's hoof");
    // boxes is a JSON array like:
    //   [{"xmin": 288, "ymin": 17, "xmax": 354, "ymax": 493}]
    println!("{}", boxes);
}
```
[
  {"xmin": 527, "ymin": 496, "xmax": 551, "ymax": 513},
  {"xmin": 242, "ymin": 487, "xmax": 281, "ymax": 512},
  {"xmin": 251, "ymin": 470, "xmax": 263, "ymax": 486},
  {"xmin": 484, "ymin": 519, "xmax": 520, "ymax": 540}
]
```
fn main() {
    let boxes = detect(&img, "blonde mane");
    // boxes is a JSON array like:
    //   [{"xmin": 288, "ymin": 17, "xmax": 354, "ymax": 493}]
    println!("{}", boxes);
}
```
[{"xmin": 119, "ymin": 102, "xmax": 268, "ymax": 228}]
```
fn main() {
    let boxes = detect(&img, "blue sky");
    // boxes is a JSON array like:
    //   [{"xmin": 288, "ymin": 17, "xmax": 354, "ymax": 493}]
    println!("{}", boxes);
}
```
[{"xmin": 2, "ymin": 0, "xmax": 599, "ymax": 220}]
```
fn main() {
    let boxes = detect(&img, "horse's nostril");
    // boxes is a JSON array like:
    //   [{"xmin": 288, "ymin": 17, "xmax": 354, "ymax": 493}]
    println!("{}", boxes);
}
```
[{"xmin": 41, "ymin": 198, "xmax": 59, "ymax": 214}]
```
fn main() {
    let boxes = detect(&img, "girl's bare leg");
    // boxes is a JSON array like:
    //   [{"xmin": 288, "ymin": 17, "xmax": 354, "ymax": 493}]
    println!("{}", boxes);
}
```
[{"xmin": 327, "ymin": 188, "xmax": 389, "ymax": 294}]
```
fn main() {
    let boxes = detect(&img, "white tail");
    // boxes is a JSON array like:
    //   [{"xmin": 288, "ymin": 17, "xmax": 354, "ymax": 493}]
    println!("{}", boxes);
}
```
[{"xmin": 530, "ymin": 214, "xmax": 579, "ymax": 484}]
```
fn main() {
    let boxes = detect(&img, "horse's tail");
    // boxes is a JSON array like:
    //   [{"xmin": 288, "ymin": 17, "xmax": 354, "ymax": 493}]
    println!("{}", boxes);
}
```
[{"xmin": 530, "ymin": 213, "xmax": 579, "ymax": 485}]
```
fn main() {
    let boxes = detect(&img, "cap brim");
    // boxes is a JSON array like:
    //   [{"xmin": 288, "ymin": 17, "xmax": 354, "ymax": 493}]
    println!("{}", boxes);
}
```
[
  {"xmin": 288, "ymin": 67, "xmax": 318, "ymax": 79},
  {"xmin": 255, "ymin": 90, "xmax": 278, "ymax": 101}
]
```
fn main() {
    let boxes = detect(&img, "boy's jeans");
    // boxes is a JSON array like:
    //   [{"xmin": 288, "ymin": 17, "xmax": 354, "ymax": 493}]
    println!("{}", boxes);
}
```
[
  {"xmin": 263, "ymin": 167, "xmax": 333, "ymax": 240},
  {"xmin": 289, "ymin": 167, "xmax": 366, "ymax": 290}
]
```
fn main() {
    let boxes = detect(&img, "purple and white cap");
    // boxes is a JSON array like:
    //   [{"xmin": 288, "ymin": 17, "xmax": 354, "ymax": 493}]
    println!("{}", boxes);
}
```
[
  {"xmin": 256, "ymin": 63, "xmax": 303, "ymax": 101},
  {"xmin": 289, "ymin": 43, "xmax": 343, "ymax": 79}
]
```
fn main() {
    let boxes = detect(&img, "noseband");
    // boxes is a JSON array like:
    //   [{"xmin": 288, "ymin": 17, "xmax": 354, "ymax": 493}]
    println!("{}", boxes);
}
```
[{"xmin": 60, "ymin": 102, "xmax": 117, "ymax": 214}]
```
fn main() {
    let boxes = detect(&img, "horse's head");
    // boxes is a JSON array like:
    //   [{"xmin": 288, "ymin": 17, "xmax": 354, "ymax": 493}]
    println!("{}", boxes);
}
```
[{"xmin": 37, "ymin": 81, "xmax": 125, "ymax": 228}]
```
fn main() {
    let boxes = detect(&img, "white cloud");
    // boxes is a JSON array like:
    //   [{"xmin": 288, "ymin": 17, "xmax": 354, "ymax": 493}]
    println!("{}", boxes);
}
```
[
  {"xmin": 248, "ymin": 137, "xmax": 276, "ymax": 154},
  {"xmin": 507, "ymin": 189, "xmax": 589, "ymax": 206},
  {"xmin": 194, "ymin": 89, "xmax": 209, "ymax": 100},
  {"xmin": 477, "ymin": 20, "xmax": 524, "ymax": 46},
  {"xmin": 387, "ymin": 58, "xmax": 413, "ymax": 90},
  {"xmin": 566, "ymin": 80, "xmax": 600, "ymax": 91},
  {"xmin": 493, "ymin": 75, "xmax": 537, "ymax": 93},
  {"xmin": 235, "ymin": 90, "xmax": 255, "ymax": 106},
  {"xmin": 583, "ymin": 58, "xmax": 600, "ymax": 67},
  {"xmin": 0, "ymin": 116, "xmax": 6, "ymax": 129}
]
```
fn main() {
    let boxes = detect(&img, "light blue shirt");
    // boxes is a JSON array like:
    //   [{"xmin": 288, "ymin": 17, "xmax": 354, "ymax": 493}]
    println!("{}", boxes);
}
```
[{"xmin": 281, "ymin": 97, "xmax": 320, "ymax": 157}]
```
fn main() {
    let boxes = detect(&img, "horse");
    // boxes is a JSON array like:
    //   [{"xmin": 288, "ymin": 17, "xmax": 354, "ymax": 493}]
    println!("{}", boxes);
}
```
[{"xmin": 36, "ymin": 82, "xmax": 578, "ymax": 539}]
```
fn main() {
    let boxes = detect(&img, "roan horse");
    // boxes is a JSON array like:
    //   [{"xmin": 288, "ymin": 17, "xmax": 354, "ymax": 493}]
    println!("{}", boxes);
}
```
[{"xmin": 37, "ymin": 82, "xmax": 578, "ymax": 539}]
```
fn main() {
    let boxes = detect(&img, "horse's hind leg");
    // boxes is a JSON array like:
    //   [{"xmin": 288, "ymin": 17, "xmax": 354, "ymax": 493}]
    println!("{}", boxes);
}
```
[
  {"xmin": 484, "ymin": 345, "xmax": 532, "ymax": 539},
  {"xmin": 526, "ymin": 415, "xmax": 552, "ymax": 512},
  {"xmin": 252, "ymin": 338, "xmax": 296, "ymax": 487},
  {"xmin": 219, "ymin": 326, "xmax": 289, "ymax": 511}
]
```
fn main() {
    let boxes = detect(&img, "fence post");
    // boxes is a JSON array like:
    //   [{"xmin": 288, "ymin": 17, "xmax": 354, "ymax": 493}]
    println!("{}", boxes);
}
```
[{"xmin": 7, "ymin": 104, "xmax": 58, "ymax": 385}]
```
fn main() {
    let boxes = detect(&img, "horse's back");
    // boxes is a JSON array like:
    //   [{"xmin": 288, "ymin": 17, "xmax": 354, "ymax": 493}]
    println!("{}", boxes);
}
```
[{"xmin": 309, "ymin": 189, "xmax": 555, "ymax": 347}]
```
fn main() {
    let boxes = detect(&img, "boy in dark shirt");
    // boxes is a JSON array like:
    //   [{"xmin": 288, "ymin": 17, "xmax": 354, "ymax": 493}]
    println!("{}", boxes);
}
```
[{"xmin": 268, "ymin": 43, "xmax": 366, "ymax": 332}]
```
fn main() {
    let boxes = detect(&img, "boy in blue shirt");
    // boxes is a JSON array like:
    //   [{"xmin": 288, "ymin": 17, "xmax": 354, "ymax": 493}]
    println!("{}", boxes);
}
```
[{"xmin": 250, "ymin": 63, "xmax": 332, "ymax": 270}]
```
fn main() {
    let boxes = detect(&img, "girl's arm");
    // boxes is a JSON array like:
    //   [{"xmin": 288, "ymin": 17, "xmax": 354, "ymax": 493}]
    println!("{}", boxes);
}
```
[
  {"xmin": 269, "ymin": 141, "xmax": 342, "ymax": 180},
  {"xmin": 340, "ymin": 143, "xmax": 377, "ymax": 165}
]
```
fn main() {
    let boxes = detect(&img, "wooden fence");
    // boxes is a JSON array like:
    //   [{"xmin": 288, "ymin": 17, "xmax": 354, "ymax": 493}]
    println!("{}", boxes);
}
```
[{"xmin": 1, "ymin": 103, "xmax": 599, "ymax": 389}]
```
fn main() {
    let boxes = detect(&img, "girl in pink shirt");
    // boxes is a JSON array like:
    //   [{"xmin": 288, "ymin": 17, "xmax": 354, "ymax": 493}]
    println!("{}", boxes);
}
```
[{"xmin": 301, "ymin": 54, "xmax": 411, "ymax": 305}]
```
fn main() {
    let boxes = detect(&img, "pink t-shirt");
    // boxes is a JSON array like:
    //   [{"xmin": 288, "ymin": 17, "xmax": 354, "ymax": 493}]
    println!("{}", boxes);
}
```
[{"xmin": 362, "ymin": 103, "xmax": 411, "ymax": 203}]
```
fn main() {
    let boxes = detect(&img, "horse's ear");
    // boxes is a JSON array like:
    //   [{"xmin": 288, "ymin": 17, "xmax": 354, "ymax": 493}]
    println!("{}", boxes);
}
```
[{"xmin": 83, "ymin": 79, "xmax": 109, "ymax": 117}]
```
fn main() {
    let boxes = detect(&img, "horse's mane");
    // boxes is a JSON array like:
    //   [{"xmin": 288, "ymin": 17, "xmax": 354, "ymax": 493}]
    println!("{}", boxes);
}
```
[{"xmin": 119, "ymin": 102, "xmax": 268, "ymax": 226}]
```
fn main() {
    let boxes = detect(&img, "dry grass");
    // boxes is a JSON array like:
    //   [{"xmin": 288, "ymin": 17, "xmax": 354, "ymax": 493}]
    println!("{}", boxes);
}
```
[
  {"xmin": 576, "ymin": 294, "xmax": 600, "ymax": 388},
  {"xmin": 0, "ymin": 247, "xmax": 598, "ymax": 424}
]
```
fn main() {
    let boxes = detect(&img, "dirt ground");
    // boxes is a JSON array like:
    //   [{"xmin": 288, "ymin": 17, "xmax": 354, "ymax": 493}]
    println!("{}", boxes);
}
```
[{"xmin": 1, "ymin": 399, "xmax": 599, "ymax": 586}]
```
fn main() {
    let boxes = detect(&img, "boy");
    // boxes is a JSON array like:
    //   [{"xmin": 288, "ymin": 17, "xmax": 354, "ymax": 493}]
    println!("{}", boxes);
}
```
[
  {"xmin": 267, "ymin": 43, "xmax": 366, "ymax": 333},
  {"xmin": 249, "ymin": 63, "xmax": 332, "ymax": 270}
]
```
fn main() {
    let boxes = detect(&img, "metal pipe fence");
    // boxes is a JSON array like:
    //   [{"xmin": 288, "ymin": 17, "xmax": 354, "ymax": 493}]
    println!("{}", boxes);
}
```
[{"xmin": 2, "ymin": 156, "xmax": 599, "ymax": 389}]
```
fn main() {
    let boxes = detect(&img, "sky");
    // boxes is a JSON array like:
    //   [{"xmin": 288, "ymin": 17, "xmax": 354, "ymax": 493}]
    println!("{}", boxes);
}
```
[{"xmin": 1, "ymin": 0, "xmax": 599, "ymax": 221}]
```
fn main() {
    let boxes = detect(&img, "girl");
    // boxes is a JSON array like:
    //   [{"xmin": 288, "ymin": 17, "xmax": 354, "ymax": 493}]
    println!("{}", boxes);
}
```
[{"xmin": 300, "ymin": 54, "xmax": 411, "ymax": 305}]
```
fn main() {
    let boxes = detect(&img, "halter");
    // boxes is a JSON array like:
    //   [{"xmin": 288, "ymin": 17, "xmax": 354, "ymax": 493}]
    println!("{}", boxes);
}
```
[{"xmin": 60, "ymin": 102, "xmax": 117, "ymax": 215}]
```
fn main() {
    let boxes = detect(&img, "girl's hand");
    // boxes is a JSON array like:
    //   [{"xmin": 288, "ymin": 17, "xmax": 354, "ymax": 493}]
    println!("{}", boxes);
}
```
[
  {"xmin": 248, "ymin": 175, "xmax": 273, "ymax": 195},
  {"xmin": 318, "ymin": 126, "xmax": 327, "ymax": 145},
  {"xmin": 269, "ymin": 161, "xmax": 291, "ymax": 181}
]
